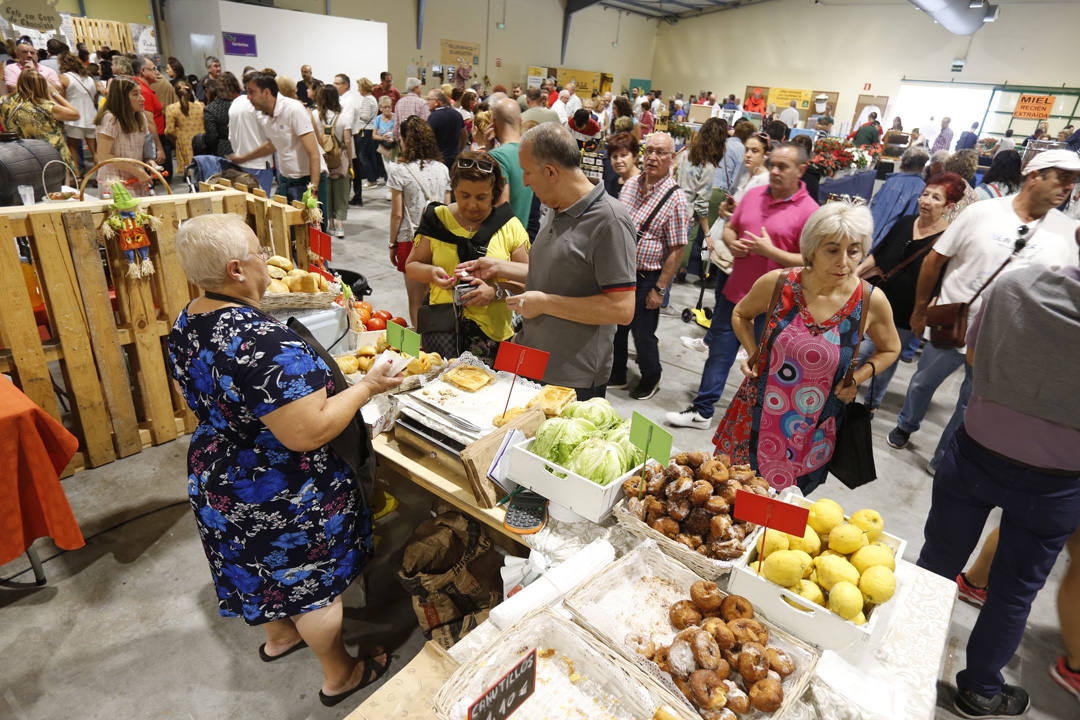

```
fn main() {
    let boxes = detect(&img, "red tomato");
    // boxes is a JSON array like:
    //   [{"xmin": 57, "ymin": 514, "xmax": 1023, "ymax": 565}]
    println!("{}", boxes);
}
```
[
  {"xmin": 390, "ymin": 316, "xmax": 408, "ymax": 328},
  {"xmin": 373, "ymin": 310, "xmax": 392, "ymax": 321},
  {"xmin": 357, "ymin": 301, "xmax": 373, "ymax": 314},
  {"xmin": 366, "ymin": 316, "xmax": 387, "ymax": 331},
  {"xmin": 356, "ymin": 306, "xmax": 372, "ymax": 323}
]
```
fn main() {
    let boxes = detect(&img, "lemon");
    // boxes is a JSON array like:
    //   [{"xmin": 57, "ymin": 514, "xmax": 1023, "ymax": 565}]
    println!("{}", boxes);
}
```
[
  {"xmin": 808, "ymin": 498, "xmax": 844, "ymax": 536},
  {"xmin": 859, "ymin": 565, "xmax": 897, "ymax": 605},
  {"xmin": 851, "ymin": 611, "xmax": 867, "ymax": 626},
  {"xmin": 786, "ymin": 525, "xmax": 821, "ymax": 556},
  {"xmin": 871, "ymin": 541, "xmax": 895, "ymax": 555},
  {"xmin": 850, "ymin": 509, "xmax": 885, "ymax": 542},
  {"xmin": 790, "ymin": 578, "xmax": 825, "ymax": 606},
  {"xmin": 828, "ymin": 580, "xmax": 864, "ymax": 620},
  {"xmin": 755, "ymin": 531, "xmax": 790, "ymax": 560},
  {"xmin": 851, "ymin": 544, "xmax": 896, "ymax": 575},
  {"xmin": 829, "ymin": 523, "xmax": 869, "ymax": 554},
  {"xmin": 763, "ymin": 549, "xmax": 812, "ymax": 588},
  {"xmin": 814, "ymin": 554, "xmax": 860, "ymax": 591}
]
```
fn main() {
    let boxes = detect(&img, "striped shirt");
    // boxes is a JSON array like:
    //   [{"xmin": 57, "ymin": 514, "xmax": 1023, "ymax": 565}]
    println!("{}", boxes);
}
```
[
  {"xmin": 619, "ymin": 173, "xmax": 690, "ymax": 271},
  {"xmin": 393, "ymin": 92, "xmax": 430, "ymax": 141}
]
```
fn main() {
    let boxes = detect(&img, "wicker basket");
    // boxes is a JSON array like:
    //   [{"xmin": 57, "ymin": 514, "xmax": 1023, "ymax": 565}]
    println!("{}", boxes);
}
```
[
  {"xmin": 563, "ymin": 542, "xmax": 821, "ymax": 720},
  {"xmin": 78, "ymin": 157, "xmax": 172, "ymax": 199},
  {"xmin": 612, "ymin": 498, "xmax": 761, "ymax": 580},
  {"xmin": 259, "ymin": 288, "xmax": 341, "ymax": 310},
  {"xmin": 41, "ymin": 159, "xmax": 79, "ymax": 201},
  {"xmin": 432, "ymin": 608, "xmax": 697, "ymax": 720}
]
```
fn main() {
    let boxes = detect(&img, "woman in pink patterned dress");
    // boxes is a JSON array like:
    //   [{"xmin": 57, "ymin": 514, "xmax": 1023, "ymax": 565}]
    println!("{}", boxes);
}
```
[{"xmin": 714, "ymin": 202, "xmax": 900, "ymax": 493}]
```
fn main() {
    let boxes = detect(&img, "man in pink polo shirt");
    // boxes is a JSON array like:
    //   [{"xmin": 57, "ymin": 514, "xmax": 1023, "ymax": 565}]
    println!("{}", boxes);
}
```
[
  {"xmin": 5, "ymin": 37, "xmax": 61, "ymax": 94},
  {"xmin": 667, "ymin": 141, "xmax": 819, "ymax": 428}
]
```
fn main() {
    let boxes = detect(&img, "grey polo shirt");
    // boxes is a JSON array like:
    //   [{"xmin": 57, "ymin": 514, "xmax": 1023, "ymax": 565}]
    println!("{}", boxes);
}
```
[{"xmin": 515, "ymin": 182, "xmax": 637, "ymax": 388}]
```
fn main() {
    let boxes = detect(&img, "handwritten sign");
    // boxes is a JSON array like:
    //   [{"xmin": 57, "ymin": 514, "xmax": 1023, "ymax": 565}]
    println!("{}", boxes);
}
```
[
  {"xmin": 1013, "ymin": 94, "xmax": 1055, "ymax": 120},
  {"xmin": 386, "ymin": 320, "xmax": 420, "ymax": 358},
  {"xmin": 2, "ymin": 0, "xmax": 61, "ymax": 32},
  {"xmin": 468, "ymin": 648, "xmax": 536, "ymax": 720},
  {"xmin": 629, "ymin": 411, "xmax": 672, "ymax": 465}
]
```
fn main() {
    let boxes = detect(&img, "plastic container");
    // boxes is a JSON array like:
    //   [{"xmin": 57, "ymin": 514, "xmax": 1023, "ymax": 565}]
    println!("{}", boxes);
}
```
[
  {"xmin": 506, "ymin": 437, "xmax": 641, "ymax": 523},
  {"xmin": 726, "ymin": 491, "xmax": 908, "ymax": 651}
]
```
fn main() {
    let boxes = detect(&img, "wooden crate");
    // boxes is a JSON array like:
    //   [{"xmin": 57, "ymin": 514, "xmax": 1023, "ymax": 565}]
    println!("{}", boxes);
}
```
[
  {"xmin": 0, "ymin": 189, "xmax": 310, "ymax": 475},
  {"xmin": 70, "ymin": 17, "xmax": 135, "ymax": 55}
]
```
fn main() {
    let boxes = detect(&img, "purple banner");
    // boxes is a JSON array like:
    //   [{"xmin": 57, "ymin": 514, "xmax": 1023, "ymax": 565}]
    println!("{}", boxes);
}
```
[{"xmin": 222, "ymin": 32, "xmax": 257, "ymax": 57}]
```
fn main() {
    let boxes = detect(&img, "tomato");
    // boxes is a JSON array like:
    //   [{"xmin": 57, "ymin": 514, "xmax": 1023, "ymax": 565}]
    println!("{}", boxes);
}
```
[
  {"xmin": 373, "ymin": 310, "xmax": 392, "ymax": 321},
  {"xmin": 391, "ymin": 316, "xmax": 408, "ymax": 328},
  {"xmin": 356, "ymin": 306, "xmax": 372, "ymax": 323},
  {"xmin": 357, "ymin": 301, "xmax": 373, "ymax": 314},
  {"xmin": 366, "ymin": 316, "xmax": 387, "ymax": 331}
]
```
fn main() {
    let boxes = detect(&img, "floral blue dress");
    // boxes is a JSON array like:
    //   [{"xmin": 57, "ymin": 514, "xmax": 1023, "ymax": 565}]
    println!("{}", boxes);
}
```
[{"xmin": 167, "ymin": 305, "xmax": 373, "ymax": 625}]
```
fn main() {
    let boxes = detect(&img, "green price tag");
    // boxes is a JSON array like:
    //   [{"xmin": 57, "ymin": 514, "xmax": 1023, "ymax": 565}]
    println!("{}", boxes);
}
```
[
  {"xmin": 629, "ymin": 411, "xmax": 672, "ymax": 465},
  {"xmin": 385, "ymin": 321, "xmax": 421, "ymax": 357}
]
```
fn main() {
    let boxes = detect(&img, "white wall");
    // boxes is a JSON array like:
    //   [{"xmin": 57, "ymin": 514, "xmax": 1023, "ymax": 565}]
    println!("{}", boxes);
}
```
[{"xmin": 650, "ymin": 0, "xmax": 1080, "ymax": 133}]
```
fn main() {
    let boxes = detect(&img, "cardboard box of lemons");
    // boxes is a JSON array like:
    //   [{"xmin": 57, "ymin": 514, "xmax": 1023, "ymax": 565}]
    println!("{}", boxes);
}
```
[{"xmin": 808, "ymin": 498, "xmax": 844, "ymax": 536}]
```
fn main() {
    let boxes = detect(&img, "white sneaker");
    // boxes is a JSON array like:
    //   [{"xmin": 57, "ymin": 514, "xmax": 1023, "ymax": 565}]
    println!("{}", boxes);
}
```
[
  {"xmin": 680, "ymin": 336, "xmax": 708, "ymax": 352},
  {"xmin": 365, "ymin": 180, "xmax": 378, "ymax": 188},
  {"xmin": 666, "ymin": 407, "xmax": 710, "ymax": 429},
  {"xmin": 335, "ymin": 228, "xmax": 345, "ymax": 238}
]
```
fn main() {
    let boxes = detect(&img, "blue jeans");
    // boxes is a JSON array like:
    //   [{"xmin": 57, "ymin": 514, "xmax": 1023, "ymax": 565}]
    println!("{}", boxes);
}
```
[
  {"xmin": 895, "ymin": 341, "xmax": 973, "ymax": 465},
  {"xmin": 855, "ymin": 327, "xmax": 916, "ymax": 409},
  {"xmin": 900, "ymin": 331, "xmax": 921, "ymax": 362},
  {"xmin": 613, "ymin": 270, "xmax": 663, "ymax": 383},
  {"xmin": 916, "ymin": 426, "xmax": 1080, "ymax": 698},
  {"xmin": 691, "ymin": 286, "xmax": 764, "ymax": 419}
]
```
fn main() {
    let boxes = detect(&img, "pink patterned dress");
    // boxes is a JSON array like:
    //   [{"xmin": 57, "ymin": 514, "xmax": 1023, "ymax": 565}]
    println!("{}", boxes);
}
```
[{"xmin": 714, "ymin": 269, "xmax": 867, "ymax": 493}]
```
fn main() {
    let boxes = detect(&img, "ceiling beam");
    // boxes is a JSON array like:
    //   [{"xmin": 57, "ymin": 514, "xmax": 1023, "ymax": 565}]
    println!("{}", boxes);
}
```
[{"xmin": 602, "ymin": 0, "xmax": 672, "ymax": 18}]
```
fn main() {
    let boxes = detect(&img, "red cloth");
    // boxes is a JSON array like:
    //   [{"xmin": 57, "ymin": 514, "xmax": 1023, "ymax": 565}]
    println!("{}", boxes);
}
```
[
  {"xmin": 744, "ymin": 95, "xmax": 766, "ymax": 114},
  {"xmin": 136, "ymin": 76, "xmax": 165, "ymax": 134},
  {"xmin": 0, "ymin": 377, "xmax": 84, "ymax": 565}
]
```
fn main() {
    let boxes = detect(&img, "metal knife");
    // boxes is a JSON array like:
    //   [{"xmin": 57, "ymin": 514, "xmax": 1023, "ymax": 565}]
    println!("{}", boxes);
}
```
[{"xmin": 408, "ymin": 395, "xmax": 483, "ymax": 433}]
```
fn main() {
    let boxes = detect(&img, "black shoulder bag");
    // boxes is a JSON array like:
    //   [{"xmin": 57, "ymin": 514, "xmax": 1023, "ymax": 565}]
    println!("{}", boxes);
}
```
[
  {"xmin": 636, "ymin": 186, "xmax": 679, "ymax": 243},
  {"xmin": 414, "ymin": 202, "xmax": 516, "ymax": 357},
  {"xmin": 828, "ymin": 282, "xmax": 877, "ymax": 490}
]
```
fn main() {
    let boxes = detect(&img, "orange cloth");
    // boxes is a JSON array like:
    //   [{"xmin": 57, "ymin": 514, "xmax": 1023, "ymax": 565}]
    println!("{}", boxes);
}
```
[{"xmin": 0, "ymin": 376, "xmax": 84, "ymax": 565}]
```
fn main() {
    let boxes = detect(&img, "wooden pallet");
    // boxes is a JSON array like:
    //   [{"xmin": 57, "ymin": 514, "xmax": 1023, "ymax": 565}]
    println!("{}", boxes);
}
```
[
  {"xmin": 0, "ymin": 189, "xmax": 309, "ymax": 475},
  {"xmin": 71, "ymin": 17, "xmax": 135, "ymax": 55}
]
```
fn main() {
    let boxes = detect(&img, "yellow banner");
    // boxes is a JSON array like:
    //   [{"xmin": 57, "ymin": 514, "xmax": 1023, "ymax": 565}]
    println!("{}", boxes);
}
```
[
  {"xmin": 557, "ymin": 68, "xmax": 601, "ymax": 98},
  {"xmin": 767, "ymin": 87, "xmax": 813, "ymax": 110},
  {"xmin": 440, "ymin": 39, "xmax": 480, "ymax": 66},
  {"xmin": 1013, "ymin": 94, "xmax": 1055, "ymax": 120}
]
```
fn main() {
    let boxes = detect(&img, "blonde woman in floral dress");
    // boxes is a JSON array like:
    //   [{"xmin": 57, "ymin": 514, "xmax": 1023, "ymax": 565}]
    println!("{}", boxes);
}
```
[
  {"xmin": 165, "ymin": 80, "xmax": 204, "ymax": 170},
  {"xmin": 0, "ymin": 70, "xmax": 79, "ymax": 172}
]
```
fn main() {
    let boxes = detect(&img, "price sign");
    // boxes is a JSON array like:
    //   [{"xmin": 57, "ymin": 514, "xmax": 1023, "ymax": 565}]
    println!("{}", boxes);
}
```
[
  {"xmin": 308, "ymin": 225, "xmax": 332, "ymax": 261},
  {"xmin": 629, "ymin": 411, "xmax": 672, "ymax": 465},
  {"xmin": 494, "ymin": 341, "xmax": 549, "ymax": 418},
  {"xmin": 468, "ymin": 648, "xmax": 536, "ymax": 720},
  {"xmin": 386, "ymin": 320, "xmax": 421, "ymax": 358},
  {"xmin": 732, "ymin": 489, "xmax": 809, "ymax": 573}
]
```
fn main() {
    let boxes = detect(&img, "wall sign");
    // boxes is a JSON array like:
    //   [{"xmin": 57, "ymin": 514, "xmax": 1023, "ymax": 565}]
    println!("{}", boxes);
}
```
[
  {"xmin": 526, "ymin": 66, "xmax": 547, "ymax": 89},
  {"xmin": 557, "ymin": 67, "xmax": 601, "ymax": 98},
  {"xmin": 768, "ymin": 87, "xmax": 813, "ymax": 110},
  {"xmin": 222, "ymin": 31, "xmax": 257, "ymax": 57},
  {"xmin": 441, "ymin": 38, "xmax": 481, "ymax": 66},
  {"xmin": 1013, "ymin": 94, "xmax": 1055, "ymax": 120},
  {"xmin": 1, "ymin": 0, "xmax": 61, "ymax": 32}
]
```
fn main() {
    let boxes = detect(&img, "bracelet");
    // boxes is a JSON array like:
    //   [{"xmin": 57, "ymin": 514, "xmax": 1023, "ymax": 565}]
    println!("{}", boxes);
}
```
[{"xmin": 866, "ymin": 360, "xmax": 877, "ymax": 377}]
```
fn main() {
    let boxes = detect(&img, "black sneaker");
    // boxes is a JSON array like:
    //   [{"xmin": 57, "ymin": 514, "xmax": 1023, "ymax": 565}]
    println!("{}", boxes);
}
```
[
  {"xmin": 349, "ymin": 196, "xmax": 364, "ymax": 206},
  {"xmin": 954, "ymin": 684, "xmax": 1030, "ymax": 718},
  {"xmin": 887, "ymin": 426, "xmax": 911, "ymax": 449},
  {"xmin": 630, "ymin": 375, "xmax": 661, "ymax": 401},
  {"xmin": 608, "ymin": 371, "xmax": 628, "ymax": 390}
]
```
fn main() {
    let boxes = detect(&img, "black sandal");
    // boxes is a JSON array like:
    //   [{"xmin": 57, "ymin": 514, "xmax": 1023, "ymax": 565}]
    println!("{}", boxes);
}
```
[
  {"xmin": 258, "ymin": 639, "xmax": 308, "ymax": 663},
  {"xmin": 318, "ymin": 651, "xmax": 392, "ymax": 707}
]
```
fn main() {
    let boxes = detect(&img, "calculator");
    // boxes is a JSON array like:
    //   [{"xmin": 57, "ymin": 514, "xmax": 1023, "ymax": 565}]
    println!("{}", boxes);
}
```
[{"xmin": 503, "ymin": 490, "xmax": 548, "ymax": 535}]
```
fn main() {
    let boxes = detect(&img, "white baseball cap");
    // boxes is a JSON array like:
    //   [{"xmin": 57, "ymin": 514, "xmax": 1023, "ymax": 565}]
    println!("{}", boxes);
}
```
[{"xmin": 1024, "ymin": 149, "xmax": 1080, "ymax": 173}]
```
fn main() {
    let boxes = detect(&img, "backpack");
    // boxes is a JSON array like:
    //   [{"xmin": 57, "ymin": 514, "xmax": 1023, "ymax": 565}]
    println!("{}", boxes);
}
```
[{"xmin": 316, "ymin": 111, "xmax": 344, "ymax": 170}]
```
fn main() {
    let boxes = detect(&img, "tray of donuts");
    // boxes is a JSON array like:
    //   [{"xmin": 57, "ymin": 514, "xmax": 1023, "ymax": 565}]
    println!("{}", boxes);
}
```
[
  {"xmin": 564, "ymin": 542, "xmax": 819, "ymax": 720},
  {"xmin": 612, "ymin": 450, "xmax": 768, "ymax": 580},
  {"xmin": 433, "ymin": 607, "xmax": 700, "ymax": 720}
]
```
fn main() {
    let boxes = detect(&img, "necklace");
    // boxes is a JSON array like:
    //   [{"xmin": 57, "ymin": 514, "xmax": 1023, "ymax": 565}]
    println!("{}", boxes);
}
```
[{"xmin": 204, "ymin": 290, "xmax": 259, "ymax": 310}]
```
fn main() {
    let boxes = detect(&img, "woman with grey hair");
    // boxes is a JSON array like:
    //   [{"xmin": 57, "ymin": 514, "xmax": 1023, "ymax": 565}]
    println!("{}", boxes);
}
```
[
  {"xmin": 167, "ymin": 214, "xmax": 401, "ymax": 707},
  {"xmin": 713, "ymin": 202, "xmax": 900, "ymax": 493},
  {"xmin": 943, "ymin": 149, "xmax": 980, "ymax": 222}
]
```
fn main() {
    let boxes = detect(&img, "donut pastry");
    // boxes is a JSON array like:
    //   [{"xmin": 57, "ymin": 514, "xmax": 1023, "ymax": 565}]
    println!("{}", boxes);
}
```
[
  {"xmin": 651, "ymin": 517, "xmax": 680, "ymax": 539},
  {"xmin": 669, "ymin": 600, "xmax": 703, "ymax": 630},
  {"xmin": 707, "ymin": 539, "xmax": 744, "ymax": 560},
  {"xmin": 689, "ymin": 669, "xmax": 728, "ymax": 710},
  {"xmin": 667, "ymin": 639, "xmax": 698, "ymax": 678},
  {"xmin": 653, "ymin": 644, "xmax": 672, "ymax": 674},
  {"xmin": 728, "ymin": 617, "xmax": 769, "ymax": 646},
  {"xmin": 766, "ymin": 646, "xmax": 795, "ymax": 677},
  {"xmin": 709, "ymin": 514, "xmax": 733, "ymax": 541},
  {"xmin": 672, "ymin": 674, "xmax": 694, "ymax": 702},
  {"xmin": 703, "ymin": 495, "xmax": 730, "ymax": 515},
  {"xmin": 701, "ymin": 617, "xmax": 736, "ymax": 650},
  {"xmin": 683, "ymin": 507, "xmax": 712, "ymax": 537},
  {"xmin": 720, "ymin": 645, "xmax": 740, "ymax": 668},
  {"xmin": 690, "ymin": 580, "xmax": 725, "ymax": 613},
  {"xmin": 720, "ymin": 594, "xmax": 755, "ymax": 621},
  {"xmin": 689, "ymin": 629, "xmax": 722, "ymax": 670},
  {"xmin": 666, "ymin": 476, "xmax": 694, "ymax": 501},
  {"xmin": 690, "ymin": 480, "xmax": 714, "ymax": 505},
  {"xmin": 621, "ymin": 475, "xmax": 646, "ymax": 498},
  {"xmin": 665, "ymin": 463, "xmax": 695, "ymax": 481},
  {"xmin": 624, "ymin": 633, "xmax": 655, "ymax": 660},
  {"xmin": 749, "ymin": 676, "xmax": 784, "ymax": 712},
  {"xmin": 644, "ymin": 496, "xmax": 666, "ymax": 522},
  {"xmin": 626, "ymin": 496, "xmax": 646, "ymax": 520},
  {"xmin": 737, "ymin": 641, "xmax": 770, "ymax": 684},
  {"xmin": 666, "ymin": 498, "xmax": 691, "ymax": 521}
]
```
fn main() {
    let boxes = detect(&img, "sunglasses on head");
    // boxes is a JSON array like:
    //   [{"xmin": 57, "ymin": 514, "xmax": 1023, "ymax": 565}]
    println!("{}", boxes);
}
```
[{"xmin": 456, "ymin": 157, "xmax": 494, "ymax": 174}]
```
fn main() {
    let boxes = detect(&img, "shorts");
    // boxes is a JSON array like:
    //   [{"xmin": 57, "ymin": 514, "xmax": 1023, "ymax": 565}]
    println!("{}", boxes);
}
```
[
  {"xmin": 393, "ymin": 241, "xmax": 412, "ymax": 273},
  {"xmin": 64, "ymin": 126, "xmax": 95, "ymax": 139}
]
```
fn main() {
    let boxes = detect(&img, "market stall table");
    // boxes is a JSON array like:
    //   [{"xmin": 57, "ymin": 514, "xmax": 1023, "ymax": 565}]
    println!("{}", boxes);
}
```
[
  {"xmin": 0, "ymin": 376, "xmax": 84, "ymax": 583},
  {"xmin": 817, "ymin": 168, "xmax": 876, "ymax": 203}
]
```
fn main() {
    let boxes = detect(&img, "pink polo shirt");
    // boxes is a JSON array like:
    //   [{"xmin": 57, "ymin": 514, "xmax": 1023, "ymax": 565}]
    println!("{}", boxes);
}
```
[
  {"xmin": 5, "ymin": 61, "xmax": 61, "ymax": 91},
  {"xmin": 723, "ymin": 182, "xmax": 819, "ymax": 304}
]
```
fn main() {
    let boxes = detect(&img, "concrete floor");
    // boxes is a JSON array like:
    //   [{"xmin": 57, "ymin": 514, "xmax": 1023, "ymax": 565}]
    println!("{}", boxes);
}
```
[{"xmin": 1, "ymin": 183, "xmax": 1075, "ymax": 719}]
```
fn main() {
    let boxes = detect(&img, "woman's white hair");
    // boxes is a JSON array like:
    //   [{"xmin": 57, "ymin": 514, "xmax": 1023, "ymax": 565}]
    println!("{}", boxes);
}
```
[
  {"xmin": 175, "ymin": 214, "xmax": 256, "ymax": 290},
  {"xmin": 799, "ymin": 201, "xmax": 873, "ymax": 265}
]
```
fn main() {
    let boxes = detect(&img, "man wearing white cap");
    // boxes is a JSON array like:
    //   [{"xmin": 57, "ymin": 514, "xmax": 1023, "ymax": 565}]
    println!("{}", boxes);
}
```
[{"xmin": 888, "ymin": 149, "xmax": 1080, "ymax": 473}]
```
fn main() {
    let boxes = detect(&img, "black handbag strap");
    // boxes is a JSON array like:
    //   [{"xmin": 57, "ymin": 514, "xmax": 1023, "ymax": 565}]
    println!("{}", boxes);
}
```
[
  {"xmin": 416, "ymin": 201, "xmax": 516, "ymax": 263},
  {"xmin": 635, "ymin": 185, "xmax": 679, "ymax": 243},
  {"xmin": 879, "ymin": 235, "xmax": 941, "ymax": 282},
  {"xmin": 841, "ymin": 281, "xmax": 873, "ymax": 386},
  {"xmin": 965, "ymin": 237, "xmax": 1028, "ymax": 309}
]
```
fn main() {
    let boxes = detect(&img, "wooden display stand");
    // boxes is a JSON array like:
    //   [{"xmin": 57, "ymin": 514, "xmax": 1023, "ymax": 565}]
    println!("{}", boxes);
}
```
[{"xmin": 0, "ymin": 188, "xmax": 308, "ymax": 476}]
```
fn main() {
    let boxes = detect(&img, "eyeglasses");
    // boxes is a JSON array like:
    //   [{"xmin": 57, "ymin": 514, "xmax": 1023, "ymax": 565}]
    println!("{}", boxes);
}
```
[
  {"xmin": 456, "ymin": 157, "xmax": 495, "ymax": 174},
  {"xmin": 251, "ymin": 246, "xmax": 272, "ymax": 261},
  {"xmin": 1015, "ymin": 225, "xmax": 1030, "ymax": 252},
  {"xmin": 642, "ymin": 148, "xmax": 673, "ymax": 157}
]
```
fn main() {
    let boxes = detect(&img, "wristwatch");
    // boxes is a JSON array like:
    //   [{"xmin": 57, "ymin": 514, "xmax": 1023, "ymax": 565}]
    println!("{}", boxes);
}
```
[
  {"xmin": 494, "ymin": 284, "xmax": 508, "ymax": 301},
  {"xmin": 653, "ymin": 286, "xmax": 665, "ymax": 295}
]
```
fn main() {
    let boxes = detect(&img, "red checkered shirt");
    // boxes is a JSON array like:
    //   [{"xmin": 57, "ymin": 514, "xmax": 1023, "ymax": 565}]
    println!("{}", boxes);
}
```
[
  {"xmin": 393, "ymin": 92, "xmax": 431, "ymax": 141},
  {"xmin": 619, "ymin": 173, "xmax": 690, "ymax": 271}
]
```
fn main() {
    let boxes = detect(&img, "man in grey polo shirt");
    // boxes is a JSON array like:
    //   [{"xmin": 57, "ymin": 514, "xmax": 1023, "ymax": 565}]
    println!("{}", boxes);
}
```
[{"xmin": 457, "ymin": 124, "xmax": 636, "ymax": 398}]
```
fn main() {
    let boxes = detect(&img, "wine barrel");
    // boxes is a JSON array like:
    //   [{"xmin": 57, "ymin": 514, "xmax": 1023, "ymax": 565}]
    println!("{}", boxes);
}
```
[{"xmin": 0, "ymin": 132, "xmax": 65, "ymax": 205}]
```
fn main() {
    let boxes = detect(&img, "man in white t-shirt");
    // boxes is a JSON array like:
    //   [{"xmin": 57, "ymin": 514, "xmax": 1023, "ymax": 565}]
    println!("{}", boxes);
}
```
[
  {"xmin": 227, "ymin": 71, "xmax": 273, "ymax": 195},
  {"xmin": 779, "ymin": 100, "xmax": 800, "ymax": 129},
  {"xmin": 564, "ymin": 81, "xmax": 582, "ymax": 116},
  {"xmin": 551, "ymin": 90, "xmax": 570, "ymax": 125},
  {"xmin": 889, "ymin": 149, "xmax": 1080, "ymax": 471},
  {"xmin": 228, "ymin": 72, "xmax": 329, "ymax": 227}
]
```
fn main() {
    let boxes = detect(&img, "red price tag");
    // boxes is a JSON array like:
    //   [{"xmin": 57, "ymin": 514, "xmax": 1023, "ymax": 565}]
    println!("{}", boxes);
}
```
[
  {"xmin": 732, "ymin": 490, "xmax": 809, "ymax": 536},
  {"xmin": 308, "ymin": 225, "xmax": 332, "ymax": 261},
  {"xmin": 307, "ymin": 264, "xmax": 333, "ymax": 281},
  {"xmin": 494, "ymin": 341, "xmax": 549, "ymax": 380}
]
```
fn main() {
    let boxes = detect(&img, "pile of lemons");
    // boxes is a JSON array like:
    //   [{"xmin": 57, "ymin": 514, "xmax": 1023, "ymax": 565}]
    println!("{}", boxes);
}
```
[{"xmin": 755, "ymin": 498, "xmax": 897, "ymax": 626}]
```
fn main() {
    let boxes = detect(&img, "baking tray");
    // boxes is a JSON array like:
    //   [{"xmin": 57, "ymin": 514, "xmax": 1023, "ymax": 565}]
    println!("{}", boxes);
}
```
[{"xmin": 564, "ymin": 542, "xmax": 820, "ymax": 720}]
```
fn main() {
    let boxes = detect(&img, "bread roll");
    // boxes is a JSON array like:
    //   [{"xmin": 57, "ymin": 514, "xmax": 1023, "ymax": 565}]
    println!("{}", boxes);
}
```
[
  {"xmin": 266, "ymin": 278, "xmax": 290, "ymax": 294},
  {"xmin": 267, "ymin": 265, "xmax": 287, "ymax": 280},
  {"xmin": 357, "ymin": 355, "xmax": 374, "ymax": 372},
  {"xmin": 314, "ymin": 273, "xmax": 329, "ymax": 291},
  {"xmin": 299, "ymin": 274, "xmax": 319, "ymax": 293},
  {"xmin": 287, "ymin": 268, "xmax": 308, "ymax": 279},
  {"xmin": 285, "ymin": 276, "xmax": 304, "ymax": 292},
  {"xmin": 267, "ymin": 255, "xmax": 294, "ymax": 272},
  {"xmin": 356, "ymin": 345, "xmax": 377, "ymax": 357},
  {"xmin": 336, "ymin": 356, "xmax": 359, "ymax": 374}
]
